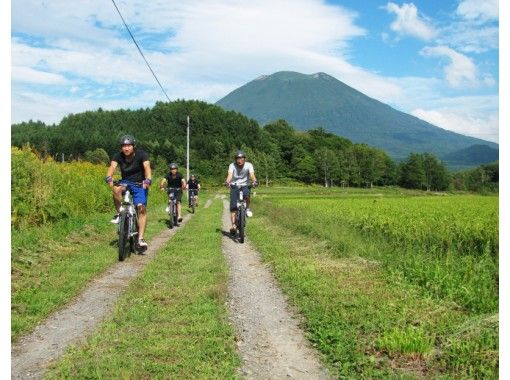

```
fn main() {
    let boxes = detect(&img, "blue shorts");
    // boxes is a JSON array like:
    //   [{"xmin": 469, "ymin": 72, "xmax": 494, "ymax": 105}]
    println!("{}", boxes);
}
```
[
  {"xmin": 230, "ymin": 186, "xmax": 250, "ymax": 212},
  {"xmin": 119, "ymin": 180, "xmax": 149, "ymax": 207}
]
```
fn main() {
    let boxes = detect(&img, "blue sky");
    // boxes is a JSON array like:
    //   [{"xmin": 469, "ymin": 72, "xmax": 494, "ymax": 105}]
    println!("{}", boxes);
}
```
[{"xmin": 9, "ymin": 0, "xmax": 501, "ymax": 143}]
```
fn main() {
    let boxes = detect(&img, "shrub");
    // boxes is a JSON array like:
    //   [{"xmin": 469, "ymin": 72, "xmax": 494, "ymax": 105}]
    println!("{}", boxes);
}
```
[{"xmin": 11, "ymin": 146, "xmax": 112, "ymax": 229}]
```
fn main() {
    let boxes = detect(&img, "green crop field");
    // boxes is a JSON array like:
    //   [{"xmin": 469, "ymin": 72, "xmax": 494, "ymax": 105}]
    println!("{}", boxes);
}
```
[
  {"xmin": 248, "ymin": 187, "xmax": 498, "ymax": 378},
  {"xmin": 275, "ymin": 195, "xmax": 497, "ymax": 256}
]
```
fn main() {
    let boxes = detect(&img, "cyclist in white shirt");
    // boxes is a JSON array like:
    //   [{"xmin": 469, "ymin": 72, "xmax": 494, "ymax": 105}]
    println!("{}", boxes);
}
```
[{"xmin": 225, "ymin": 150, "xmax": 258, "ymax": 234}]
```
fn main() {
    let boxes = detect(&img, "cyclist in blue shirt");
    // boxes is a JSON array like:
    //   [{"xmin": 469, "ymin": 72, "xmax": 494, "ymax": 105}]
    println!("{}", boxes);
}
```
[{"xmin": 105, "ymin": 135, "xmax": 152, "ymax": 248}]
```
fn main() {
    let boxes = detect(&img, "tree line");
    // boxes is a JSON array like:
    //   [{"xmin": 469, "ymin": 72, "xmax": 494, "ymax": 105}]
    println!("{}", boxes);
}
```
[{"xmin": 11, "ymin": 100, "xmax": 497, "ymax": 192}]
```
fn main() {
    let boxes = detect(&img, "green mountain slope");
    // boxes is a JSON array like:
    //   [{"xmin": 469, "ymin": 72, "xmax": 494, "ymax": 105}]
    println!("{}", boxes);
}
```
[
  {"xmin": 216, "ymin": 71, "xmax": 498, "ymax": 165},
  {"xmin": 442, "ymin": 144, "xmax": 499, "ymax": 166}
]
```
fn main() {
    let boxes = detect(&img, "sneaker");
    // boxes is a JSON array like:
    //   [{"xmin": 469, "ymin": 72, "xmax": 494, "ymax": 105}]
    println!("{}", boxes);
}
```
[
  {"xmin": 246, "ymin": 209, "xmax": 253, "ymax": 217},
  {"xmin": 178, "ymin": 217, "xmax": 183, "ymax": 222},
  {"xmin": 110, "ymin": 214, "xmax": 120, "ymax": 224},
  {"xmin": 138, "ymin": 239, "xmax": 148, "ymax": 248},
  {"xmin": 230, "ymin": 226, "xmax": 236, "ymax": 235}
]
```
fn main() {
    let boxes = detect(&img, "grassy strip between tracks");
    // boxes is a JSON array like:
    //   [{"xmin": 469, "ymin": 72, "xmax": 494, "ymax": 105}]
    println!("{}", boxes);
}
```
[
  {"xmin": 11, "ymin": 190, "xmax": 170, "ymax": 342},
  {"xmin": 46, "ymin": 197, "xmax": 241, "ymax": 379},
  {"xmin": 247, "ymin": 201, "xmax": 498, "ymax": 379}
]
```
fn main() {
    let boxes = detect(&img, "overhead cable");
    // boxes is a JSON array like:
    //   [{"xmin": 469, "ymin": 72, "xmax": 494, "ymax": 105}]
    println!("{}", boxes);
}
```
[{"xmin": 111, "ymin": 0, "xmax": 171, "ymax": 102}]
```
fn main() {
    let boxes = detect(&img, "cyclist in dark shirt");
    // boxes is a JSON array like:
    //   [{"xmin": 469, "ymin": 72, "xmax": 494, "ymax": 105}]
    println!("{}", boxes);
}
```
[
  {"xmin": 186, "ymin": 174, "xmax": 201, "ymax": 208},
  {"xmin": 105, "ymin": 134, "xmax": 152, "ymax": 249},
  {"xmin": 159, "ymin": 163, "xmax": 186, "ymax": 222}
]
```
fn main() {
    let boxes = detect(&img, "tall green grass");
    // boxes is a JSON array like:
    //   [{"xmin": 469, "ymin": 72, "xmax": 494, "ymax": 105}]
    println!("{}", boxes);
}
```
[
  {"xmin": 254, "ymin": 191, "xmax": 498, "ymax": 314},
  {"xmin": 11, "ymin": 146, "xmax": 112, "ymax": 229}
]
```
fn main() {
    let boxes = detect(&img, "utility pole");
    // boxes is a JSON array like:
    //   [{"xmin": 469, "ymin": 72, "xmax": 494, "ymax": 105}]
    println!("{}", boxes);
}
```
[{"xmin": 186, "ymin": 115, "xmax": 190, "ymax": 182}]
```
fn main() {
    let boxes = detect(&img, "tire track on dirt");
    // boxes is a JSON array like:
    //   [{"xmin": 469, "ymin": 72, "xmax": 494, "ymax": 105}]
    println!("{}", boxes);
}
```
[
  {"xmin": 11, "ymin": 208, "xmax": 199, "ymax": 380},
  {"xmin": 221, "ymin": 199, "xmax": 330, "ymax": 379}
]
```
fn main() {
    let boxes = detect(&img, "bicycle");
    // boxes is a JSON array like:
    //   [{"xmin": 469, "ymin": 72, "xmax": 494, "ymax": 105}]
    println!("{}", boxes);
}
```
[
  {"xmin": 165, "ymin": 187, "xmax": 180, "ymax": 228},
  {"xmin": 188, "ymin": 189, "xmax": 198, "ymax": 213},
  {"xmin": 114, "ymin": 181, "xmax": 143, "ymax": 261},
  {"xmin": 229, "ymin": 182, "xmax": 253, "ymax": 244}
]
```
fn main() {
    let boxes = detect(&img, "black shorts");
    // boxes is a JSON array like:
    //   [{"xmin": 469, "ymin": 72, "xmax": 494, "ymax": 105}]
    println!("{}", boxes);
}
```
[
  {"xmin": 230, "ymin": 186, "xmax": 250, "ymax": 212},
  {"xmin": 167, "ymin": 188, "xmax": 182, "ymax": 202}
]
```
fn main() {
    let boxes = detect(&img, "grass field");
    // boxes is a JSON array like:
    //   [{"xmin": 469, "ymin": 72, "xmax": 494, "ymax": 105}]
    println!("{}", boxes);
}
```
[
  {"xmin": 11, "ymin": 182, "xmax": 499, "ymax": 378},
  {"xmin": 248, "ymin": 186, "xmax": 498, "ymax": 378}
]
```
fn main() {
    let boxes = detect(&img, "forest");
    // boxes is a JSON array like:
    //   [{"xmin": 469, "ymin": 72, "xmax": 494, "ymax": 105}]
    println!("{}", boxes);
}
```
[{"xmin": 11, "ymin": 100, "xmax": 498, "ymax": 192}]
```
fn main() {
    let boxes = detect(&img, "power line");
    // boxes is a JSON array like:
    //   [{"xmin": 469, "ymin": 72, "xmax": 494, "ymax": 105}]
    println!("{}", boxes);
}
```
[{"xmin": 111, "ymin": 0, "xmax": 171, "ymax": 102}]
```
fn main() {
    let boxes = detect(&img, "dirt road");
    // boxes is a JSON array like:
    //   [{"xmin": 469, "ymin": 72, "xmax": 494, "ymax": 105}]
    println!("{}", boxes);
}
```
[{"xmin": 221, "ymin": 200, "xmax": 330, "ymax": 379}]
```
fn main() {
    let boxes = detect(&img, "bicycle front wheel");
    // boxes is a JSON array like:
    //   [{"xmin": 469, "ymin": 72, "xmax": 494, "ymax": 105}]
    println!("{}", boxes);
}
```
[
  {"xmin": 168, "ymin": 202, "xmax": 174, "ymax": 229},
  {"xmin": 173, "ymin": 203, "xmax": 179, "ymax": 226},
  {"xmin": 238, "ymin": 207, "xmax": 245, "ymax": 244},
  {"xmin": 118, "ymin": 212, "xmax": 130, "ymax": 261},
  {"xmin": 129, "ymin": 213, "xmax": 139, "ymax": 254}
]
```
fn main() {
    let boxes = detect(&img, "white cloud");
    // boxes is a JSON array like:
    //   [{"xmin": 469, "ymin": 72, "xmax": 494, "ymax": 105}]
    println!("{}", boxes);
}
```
[
  {"xmin": 11, "ymin": 88, "xmax": 160, "ymax": 125},
  {"xmin": 420, "ymin": 45, "xmax": 481, "ymax": 87},
  {"xmin": 12, "ymin": 40, "xmax": 154, "ymax": 86},
  {"xmin": 11, "ymin": 66, "xmax": 70, "ymax": 85},
  {"xmin": 384, "ymin": 2, "xmax": 436, "ymax": 40},
  {"xmin": 438, "ymin": 24, "xmax": 498, "ymax": 54},
  {"xmin": 412, "ymin": 107, "xmax": 498, "ymax": 143},
  {"xmin": 12, "ymin": 0, "xmax": 406, "ymax": 121},
  {"xmin": 456, "ymin": 0, "xmax": 499, "ymax": 22},
  {"xmin": 431, "ymin": 0, "xmax": 499, "ymax": 54},
  {"xmin": 482, "ymin": 74, "xmax": 496, "ymax": 87},
  {"xmin": 381, "ymin": 75, "xmax": 498, "ymax": 143}
]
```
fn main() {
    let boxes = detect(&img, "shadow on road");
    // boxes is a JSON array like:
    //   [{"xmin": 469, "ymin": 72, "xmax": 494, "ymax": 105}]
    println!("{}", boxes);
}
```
[
  {"xmin": 157, "ymin": 218, "xmax": 180, "ymax": 229},
  {"xmin": 216, "ymin": 228, "xmax": 240, "ymax": 243}
]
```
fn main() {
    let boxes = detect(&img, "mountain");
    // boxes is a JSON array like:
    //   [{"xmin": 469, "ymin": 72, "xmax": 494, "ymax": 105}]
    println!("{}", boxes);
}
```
[
  {"xmin": 442, "ymin": 144, "xmax": 499, "ymax": 167},
  {"xmin": 216, "ymin": 71, "xmax": 498, "ymax": 166}
]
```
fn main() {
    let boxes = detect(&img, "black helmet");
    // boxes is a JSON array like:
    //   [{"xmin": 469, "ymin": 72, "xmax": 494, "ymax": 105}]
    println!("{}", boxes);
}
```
[
  {"xmin": 119, "ymin": 134, "xmax": 136, "ymax": 147},
  {"xmin": 169, "ymin": 162, "xmax": 178, "ymax": 169},
  {"xmin": 235, "ymin": 150, "xmax": 246, "ymax": 159}
]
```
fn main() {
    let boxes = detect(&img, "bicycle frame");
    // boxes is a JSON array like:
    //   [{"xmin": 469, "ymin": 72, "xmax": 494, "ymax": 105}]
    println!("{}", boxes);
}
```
[
  {"xmin": 119, "ymin": 189, "xmax": 138, "ymax": 238},
  {"xmin": 189, "ymin": 189, "xmax": 198, "ymax": 201},
  {"xmin": 116, "ymin": 185, "xmax": 140, "ymax": 260},
  {"xmin": 230, "ymin": 183, "xmax": 251, "ymax": 243},
  {"xmin": 167, "ymin": 187, "xmax": 180, "ymax": 227},
  {"xmin": 189, "ymin": 189, "xmax": 198, "ymax": 212},
  {"xmin": 236, "ymin": 189, "xmax": 247, "ymax": 211}
]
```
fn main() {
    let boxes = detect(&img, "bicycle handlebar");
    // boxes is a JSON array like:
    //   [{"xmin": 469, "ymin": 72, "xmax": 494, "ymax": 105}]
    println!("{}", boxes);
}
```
[
  {"xmin": 227, "ymin": 182, "xmax": 255, "ymax": 189},
  {"xmin": 113, "ymin": 180, "xmax": 143, "ymax": 187}
]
